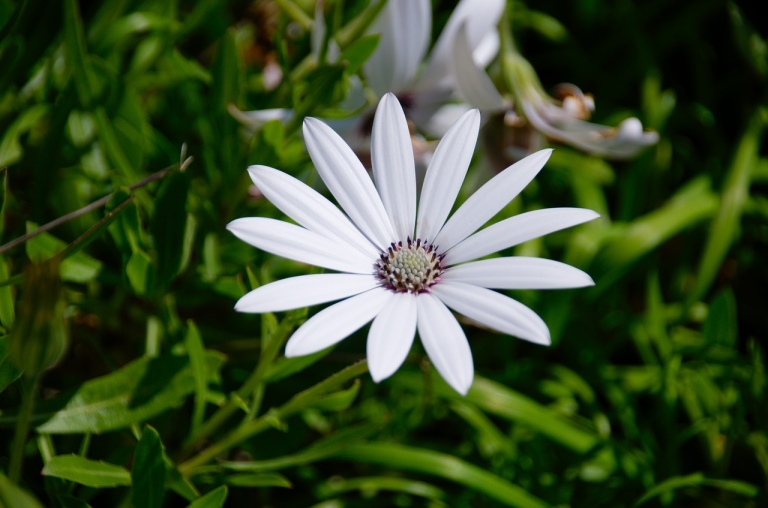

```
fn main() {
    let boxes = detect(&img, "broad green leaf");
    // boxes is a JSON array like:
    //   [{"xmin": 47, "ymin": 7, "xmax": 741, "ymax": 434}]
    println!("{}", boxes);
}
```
[
  {"xmin": 339, "ymin": 34, "xmax": 379, "ymax": 75},
  {"xmin": 316, "ymin": 476, "xmax": 446, "ymax": 501},
  {"xmin": 332, "ymin": 444, "xmax": 549, "ymax": 508},
  {"xmin": 0, "ymin": 336, "xmax": 22, "ymax": 393},
  {"xmin": 25, "ymin": 222, "xmax": 102, "ymax": 283},
  {"xmin": 0, "ymin": 105, "xmax": 49, "ymax": 167},
  {"xmin": 224, "ymin": 473, "xmax": 291, "ymax": 488},
  {"xmin": 635, "ymin": 472, "xmax": 759, "ymax": 507},
  {"xmin": 0, "ymin": 472, "xmax": 44, "ymax": 508},
  {"xmin": 703, "ymin": 288, "xmax": 738, "ymax": 347},
  {"xmin": 187, "ymin": 486, "xmax": 228, "ymax": 508},
  {"xmin": 397, "ymin": 372, "xmax": 601, "ymax": 454},
  {"xmin": 42, "ymin": 455, "xmax": 131, "ymax": 488},
  {"xmin": 126, "ymin": 249, "xmax": 156, "ymax": 295},
  {"xmin": 690, "ymin": 111, "xmax": 764, "ymax": 303},
  {"xmin": 131, "ymin": 426, "xmax": 166, "ymax": 508},
  {"xmin": 185, "ymin": 321, "xmax": 208, "ymax": 432},
  {"xmin": 150, "ymin": 171, "xmax": 190, "ymax": 288},
  {"xmin": 0, "ymin": 352, "xmax": 225, "ymax": 434}
]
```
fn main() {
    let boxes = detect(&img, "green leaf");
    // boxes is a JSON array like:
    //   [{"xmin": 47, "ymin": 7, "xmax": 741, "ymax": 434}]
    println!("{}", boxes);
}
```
[
  {"xmin": 0, "ymin": 167, "xmax": 7, "ymax": 239},
  {"xmin": 690, "ymin": 112, "xmax": 764, "ymax": 303},
  {"xmin": 126, "ymin": 249, "xmax": 156, "ymax": 295},
  {"xmin": 185, "ymin": 321, "xmax": 208, "ymax": 432},
  {"xmin": 397, "ymin": 372, "xmax": 601, "ymax": 455},
  {"xmin": 0, "ymin": 257, "xmax": 14, "ymax": 328},
  {"xmin": 0, "ymin": 472, "xmax": 45, "ymax": 508},
  {"xmin": 219, "ymin": 424, "xmax": 378, "ymax": 473},
  {"xmin": 187, "ymin": 486, "xmax": 228, "ymax": 508},
  {"xmin": 635, "ymin": 472, "xmax": 759, "ymax": 507},
  {"xmin": 211, "ymin": 29, "xmax": 242, "ymax": 112},
  {"xmin": 0, "ymin": 336, "xmax": 23, "ymax": 393},
  {"xmin": 224, "ymin": 473, "xmax": 291, "ymax": 488},
  {"xmin": 306, "ymin": 379, "xmax": 360, "ymax": 412},
  {"xmin": 332, "ymin": 444, "xmax": 550, "ymax": 508},
  {"xmin": 594, "ymin": 176, "xmax": 719, "ymax": 291},
  {"xmin": 703, "ymin": 288, "xmax": 738, "ymax": 347},
  {"xmin": 131, "ymin": 426, "xmax": 166, "ymax": 508},
  {"xmin": 107, "ymin": 189, "xmax": 144, "ymax": 255},
  {"xmin": 150, "ymin": 171, "xmax": 190, "ymax": 288},
  {"xmin": 63, "ymin": 0, "xmax": 100, "ymax": 108},
  {"xmin": 316, "ymin": 475, "xmax": 446, "ymax": 501},
  {"xmin": 42, "ymin": 455, "xmax": 131, "ymax": 488},
  {"xmin": 294, "ymin": 64, "xmax": 347, "ymax": 116},
  {"xmin": 25, "ymin": 222, "xmax": 102, "ymax": 283},
  {"xmin": 56, "ymin": 495, "xmax": 93, "ymax": 508},
  {"xmin": 0, "ymin": 105, "xmax": 49, "ymax": 167},
  {"xmin": 0, "ymin": 352, "xmax": 225, "ymax": 434},
  {"xmin": 339, "ymin": 34, "xmax": 379, "ymax": 75}
]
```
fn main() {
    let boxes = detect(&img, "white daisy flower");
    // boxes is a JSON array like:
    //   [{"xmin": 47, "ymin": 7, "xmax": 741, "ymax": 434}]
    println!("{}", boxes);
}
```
[{"xmin": 228, "ymin": 93, "xmax": 599, "ymax": 395}]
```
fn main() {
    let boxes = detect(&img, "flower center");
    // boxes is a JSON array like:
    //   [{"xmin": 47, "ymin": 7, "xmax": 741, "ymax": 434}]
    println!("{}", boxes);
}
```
[{"xmin": 375, "ymin": 238, "xmax": 444, "ymax": 293}]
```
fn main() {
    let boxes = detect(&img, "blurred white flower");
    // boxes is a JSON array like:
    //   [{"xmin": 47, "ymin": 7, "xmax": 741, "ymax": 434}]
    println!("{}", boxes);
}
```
[
  {"xmin": 228, "ymin": 94, "xmax": 598, "ymax": 395},
  {"xmin": 231, "ymin": 0, "xmax": 505, "ymax": 149},
  {"xmin": 450, "ymin": 23, "xmax": 659, "ymax": 160}
]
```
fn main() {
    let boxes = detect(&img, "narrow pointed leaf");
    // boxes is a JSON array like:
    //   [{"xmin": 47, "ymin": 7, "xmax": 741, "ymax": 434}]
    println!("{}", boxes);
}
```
[{"xmin": 42, "ymin": 455, "xmax": 131, "ymax": 488}]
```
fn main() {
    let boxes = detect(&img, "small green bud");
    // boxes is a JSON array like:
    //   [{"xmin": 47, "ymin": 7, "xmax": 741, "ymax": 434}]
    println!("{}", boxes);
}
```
[{"xmin": 10, "ymin": 259, "xmax": 69, "ymax": 376}]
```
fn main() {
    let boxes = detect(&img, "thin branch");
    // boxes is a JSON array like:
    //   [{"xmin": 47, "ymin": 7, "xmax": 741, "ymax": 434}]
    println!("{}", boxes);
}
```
[{"xmin": 0, "ymin": 156, "xmax": 193, "ymax": 255}]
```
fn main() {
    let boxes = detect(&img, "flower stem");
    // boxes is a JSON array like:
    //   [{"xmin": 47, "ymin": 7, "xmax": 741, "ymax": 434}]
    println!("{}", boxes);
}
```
[
  {"xmin": 8, "ymin": 374, "xmax": 41, "ymax": 483},
  {"xmin": 179, "ymin": 318, "xmax": 294, "ymax": 457},
  {"xmin": 178, "ymin": 360, "xmax": 368, "ymax": 475}
]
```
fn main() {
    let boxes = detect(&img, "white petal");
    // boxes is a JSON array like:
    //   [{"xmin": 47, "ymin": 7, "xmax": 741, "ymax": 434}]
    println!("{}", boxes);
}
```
[
  {"xmin": 235, "ymin": 274, "xmax": 379, "ymax": 313},
  {"xmin": 371, "ymin": 94, "xmax": 417, "ymax": 241},
  {"xmin": 364, "ymin": 0, "xmax": 431, "ymax": 95},
  {"xmin": 303, "ymin": 118, "xmax": 396, "ymax": 249},
  {"xmin": 367, "ymin": 292, "xmax": 417, "ymax": 382},
  {"xmin": 418, "ymin": 103, "xmax": 473, "ymax": 139},
  {"xmin": 443, "ymin": 257, "xmax": 594, "ymax": 289},
  {"xmin": 473, "ymin": 30, "xmax": 500, "ymax": 68},
  {"xmin": 248, "ymin": 165, "xmax": 378, "ymax": 259},
  {"xmin": 522, "ymin": 100, "xmax": 657, "ymax": 160},
  {"xmin": 227, "ymin": 218, "xmax": 373, "ymax": 274},
  {"xmin": 228, "ymin": 106, "xmax": 293, "ymax": 130},
  {"xmin": 415, "ymin": 0, "xmax": 505, "ymax": 91},
  {"xmin": 415, "ymin": 109, "xmax": 480, "ymax": 241},
  {"xmin": 285, "ymin": 287, "xmax": 392, "ymax": 357},
  {"xmin": 416, "ymin": 293, "xmax": 474, "ymax": 395},
  {"xmin": 434, "ymin": 149, "xmax": 552, "ymax": 252},
  {"xmin": 444, "ymin": 208, "xmax": 600, "ymax": 265},
  {"xmin": 432, "ymin": 282, "xmax": 550, "ymax": 345},
  {"xmin": 451, "ymin": 23, "xmax": 506, "ymax": 111}
]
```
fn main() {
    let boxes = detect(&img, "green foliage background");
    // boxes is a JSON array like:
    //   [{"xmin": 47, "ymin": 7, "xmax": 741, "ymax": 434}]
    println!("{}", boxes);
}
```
[{"xmin": 0, "ymin": 0, "xmax": 767, "ymax": 506}]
